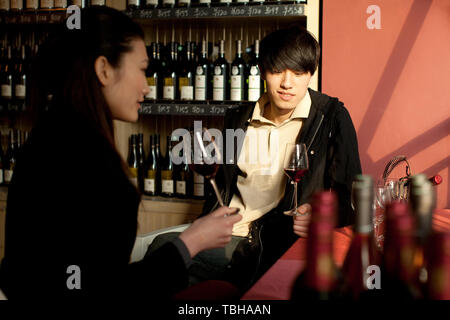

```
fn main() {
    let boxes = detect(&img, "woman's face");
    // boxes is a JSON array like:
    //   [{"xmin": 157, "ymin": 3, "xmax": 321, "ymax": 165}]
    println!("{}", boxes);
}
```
[{"xmin": 102, "ymin": 39, "xmax": 149, "ymax": 122}]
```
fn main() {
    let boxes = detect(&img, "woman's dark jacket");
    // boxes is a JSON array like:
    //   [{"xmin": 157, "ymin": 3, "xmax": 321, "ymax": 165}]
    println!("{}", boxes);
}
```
[
  {"xmin": 202, "ymin": 89, "xmax": 362, "ymax": 288},
  {"xmin": 0, "ymin": 108, "xmax": 188, "ymax": 300}
]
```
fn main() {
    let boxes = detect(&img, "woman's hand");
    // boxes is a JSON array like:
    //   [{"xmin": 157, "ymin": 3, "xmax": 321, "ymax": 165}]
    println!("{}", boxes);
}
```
[
  {"xmin": 179, "ymin": 207, "xmax": 242, "ymax": 258},
  {"xmin": 293, "ymin": 203, "xmax": 312, "ymax": 238}
]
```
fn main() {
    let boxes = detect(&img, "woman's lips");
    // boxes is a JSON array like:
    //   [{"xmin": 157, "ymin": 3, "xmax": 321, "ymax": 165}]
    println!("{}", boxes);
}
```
[{"xmin": 278, "ymin": 92, "xmax": 295, "ymax": 101}]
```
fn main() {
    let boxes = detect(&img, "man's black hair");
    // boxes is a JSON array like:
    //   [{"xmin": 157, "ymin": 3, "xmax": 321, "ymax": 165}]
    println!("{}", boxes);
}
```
[{"xmin": 259, "ymin": 26, "xmax": 320, "ymax": 75}]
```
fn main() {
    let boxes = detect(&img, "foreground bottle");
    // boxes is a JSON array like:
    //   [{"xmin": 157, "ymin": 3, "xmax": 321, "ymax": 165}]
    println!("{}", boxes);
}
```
[
  {"xmin": 381, "ymin": 201, "xmax": 422, "ymax": 299},
  {"xmin": 340, "ymin": 175, "xmax": 381, "ymax": 299},
  {"xmin": 127, "ymin": 134, "xmax": 139, "ymax": 188},
  {"xmin": 291, "ymin": 191, "xmax": 339, "ymax": 300}
]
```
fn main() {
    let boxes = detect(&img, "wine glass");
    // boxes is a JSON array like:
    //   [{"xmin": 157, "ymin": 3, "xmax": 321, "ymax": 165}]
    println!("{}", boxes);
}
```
[
  {"xmin": 189, "ymin": 128, "xmax": 224, "ymax": 207},
  {"xmin": 283, "ymin": 143, "xmax": 309, "ymax": 216}
]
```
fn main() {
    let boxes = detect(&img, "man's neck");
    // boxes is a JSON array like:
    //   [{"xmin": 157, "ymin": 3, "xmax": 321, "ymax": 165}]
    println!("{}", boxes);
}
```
[{"xmin": 263, "ymin": 102, "xmax": 295, "ymax": 125}]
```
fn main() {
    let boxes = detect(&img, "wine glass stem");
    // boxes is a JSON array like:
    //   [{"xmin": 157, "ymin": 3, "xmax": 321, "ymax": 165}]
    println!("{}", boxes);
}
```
[
  {"xmin": 293, "ymin": 181, "xmax": 298, "ymax": 216},
  {"xmin": 210, "ymin": 178, "xmax": 224, "ymax": 207}
]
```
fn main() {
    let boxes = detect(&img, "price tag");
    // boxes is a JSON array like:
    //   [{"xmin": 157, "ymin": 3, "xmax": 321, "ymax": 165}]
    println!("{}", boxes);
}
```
[
  {"xmin": 158, "ymin": 105, "xmax": 171, "ymax": 114},
  {"xmin": 212, "ymin": 7, "xmax": 227, "ymax": 17},
  {"xmin": 157, "ymin": 9, "xmax": 171, "ymax": 18},
  {"xmin": 175, "ymin": 9, "xmax": 188, "ymax": 18},
  {"xmin": 175, "ymin": 105, "xmax": 189, "ymax": 114}
]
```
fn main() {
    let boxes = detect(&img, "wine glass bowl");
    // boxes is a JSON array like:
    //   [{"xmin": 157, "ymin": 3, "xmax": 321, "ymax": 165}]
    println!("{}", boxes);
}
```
[
  {"xmin": 283, "ymin": 143, "xmax": 309, "ymax": 216},
  {"xmin": 189, "ymin": 128, "xmax": 224, "ymax": 207}
]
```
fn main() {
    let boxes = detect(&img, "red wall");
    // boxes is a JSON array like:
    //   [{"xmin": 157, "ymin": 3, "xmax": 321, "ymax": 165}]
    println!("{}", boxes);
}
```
[{"xmin": 322, "ymin": 0, "xmax": 450, "ymax": 208}]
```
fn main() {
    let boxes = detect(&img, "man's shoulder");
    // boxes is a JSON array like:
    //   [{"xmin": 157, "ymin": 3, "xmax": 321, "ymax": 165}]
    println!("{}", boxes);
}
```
[{"xmin": 308, "ymin": 89, "xmax": 348, "ymax": 117}]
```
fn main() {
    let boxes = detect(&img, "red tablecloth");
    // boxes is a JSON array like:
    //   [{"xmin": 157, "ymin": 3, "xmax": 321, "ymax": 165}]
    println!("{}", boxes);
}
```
[{"xmin": 242, "ymin": 209, "xmax": 450, "ymax": 300}]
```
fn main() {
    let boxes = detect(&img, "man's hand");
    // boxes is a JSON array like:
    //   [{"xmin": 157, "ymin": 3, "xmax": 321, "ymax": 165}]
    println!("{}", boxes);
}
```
[{"xmin": 293, "ymin": 203, "xmax": 312, "ymax": 238}]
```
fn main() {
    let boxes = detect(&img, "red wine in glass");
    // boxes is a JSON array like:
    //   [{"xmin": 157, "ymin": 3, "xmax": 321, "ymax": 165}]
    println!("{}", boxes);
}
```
[
  {"xmin": 284, "ymin": 168, "xmax": 308, "ymax": 183},
  {"xmin": 189, "ymin": 162, "xmax": 219, "ymax": 180}
]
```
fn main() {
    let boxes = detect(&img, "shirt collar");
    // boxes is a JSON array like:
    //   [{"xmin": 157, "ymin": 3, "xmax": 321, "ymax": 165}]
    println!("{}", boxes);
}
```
[{"xmin": 250, "ymin": 90, "xmax": 312, "ymax": 125}]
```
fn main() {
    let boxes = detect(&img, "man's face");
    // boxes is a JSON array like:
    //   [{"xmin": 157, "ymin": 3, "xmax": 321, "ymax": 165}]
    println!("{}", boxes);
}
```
[{"xmin": 263, "ymin": 69, "xmax": 312, "ymax": 113}]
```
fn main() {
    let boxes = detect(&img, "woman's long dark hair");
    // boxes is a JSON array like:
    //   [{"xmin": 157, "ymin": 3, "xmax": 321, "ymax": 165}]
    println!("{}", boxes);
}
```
[{"xmin": 29, "ymin": 6, "xmax": 144, "ymax": 151}]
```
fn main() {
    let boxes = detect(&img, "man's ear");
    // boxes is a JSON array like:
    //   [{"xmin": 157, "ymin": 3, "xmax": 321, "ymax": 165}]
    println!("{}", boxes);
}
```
[{"xmin": 94, "ymin": 56, "xmax": 114, "ymax": 86}]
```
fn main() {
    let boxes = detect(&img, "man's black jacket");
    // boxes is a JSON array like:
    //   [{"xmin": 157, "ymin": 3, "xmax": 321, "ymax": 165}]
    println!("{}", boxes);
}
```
[{"xmin": 202, "ymin": 89, "xmax": 362, "ymax": 289}]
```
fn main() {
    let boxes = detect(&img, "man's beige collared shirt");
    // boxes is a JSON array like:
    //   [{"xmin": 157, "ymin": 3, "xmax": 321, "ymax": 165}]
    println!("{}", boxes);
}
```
[{"xmin": 230, "ymin": 91, "xmax": 312, "ymax": 237}]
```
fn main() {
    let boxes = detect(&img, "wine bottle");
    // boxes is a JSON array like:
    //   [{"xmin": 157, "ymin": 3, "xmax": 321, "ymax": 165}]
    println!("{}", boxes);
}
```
[
  {"xmin": 137, "ymin": 133, "xmax": 145, "ymax": 193},
  {"xmin": 161, "ymin": 0, "xmax": 175, "ymax": 8},
  {"xmin": 161, "ymin": 135, "xmax": 175, "ymax": 197},
  {"xmin": 89, "ymin": 0, "xmax": 106, "ymax": 6},
  {"xmin": 54, "ymin": 0, "xmax": 68, "ymax": 8},
  {"xmin": 175, "ymin": 145, "xmax": 191, "ymax": 198},
  {"xmin": 154, "ymin": 134, "xmax": 162, "ymax": 195},
  {"xmin": 382, "ymin": 201, "xmax": 422, "ymax": 299},
  {"xmin": 25, "ymin": 0, "xmax": 39, "ymax": 10},
  {"xmin": 230, "ymin": 40, "xmax": 247, "ymax": 102},
  {"xmin": 409, "ymin": 174, "xmax": 436, "ymax": 291},
  {"xmin": 146, "ymin": 43, "xmax": 160, "ymax": 100},
  {"xmin": 4, "ymin": 130, "xmax": 16, "ymax": 185},
  {"xmin": 70, "ymin": 0, "xmax": 86, "ymax": 8},
  {"xmin": 250, "ymin": 0, "xmax": 264, "ymax": 4},
  {"xmin": 426, "ymin": 232, "xmax": 450, "ymax": 299},
  {"xmin": 291, "ymin": 191, "xmax": 339, "ymax": 300},
  {"xmin": 1, "ymin": 46, "xmax": 13, "ymax": 102},
  {"xmin": 248, "ymin": 40, "xmax": 263, "ymax": 102},
  {"xmin": 14, "ymin": 45, "xmax": 27, "ymax": 102},
  {"xmin": 127, "ymin": 0, "xmax": 141, "ymax": 9},
  {"xmin": 217, "ymin": 0, "xmax": 231, "ymax": 6},
  {"xmin": 40, "ymin": 0, "xmax": 54, "ymax": 9},
  {"xmin": 145, "ymin": 0, "xmax": 158, "ymax": 8},
  {"xmin": 163, "ymin": 42, "xmax": 178, "ymax": 100},
  {"xmin": 195, "ymin": 40, "xmax": 211, "ymax": 101},
  {"xmin": 235, "ymin": 0, "xmax": 249, "ymax": 5},
  {"xmin": 177, "ymin": 0, "xmax": 190, "ymax": 7},
  {"xmin": 212, "ymin": 40, "xmax": 229, "ymax": 101},
  {"xmin": 178, "ymin": 42, "xmax": 195, "ymax": 101},
  {"xmin": 10, "ymin": 0, "xmax": 24, "ymax": 11},
  {"xmin": 0, "ymin": 132, "xmax": 4, "ymax": 185},
  {"xmin": 192, "ymin": 171, "xmax": 205, "ymax": 199},
  {"xmin": 0, "ymin": 0, "xmax": 10, "ymax": 11},
  {"xmin": 144, "ymin": 135, "xmax": 157, "ymax": 196},
  {"xmin": 127, "ymin": 134, "xmax": 139, "ymax": 189},
  {"xmin": 340, "ymin": 175, "xmax": 381, "ymax": 299},
  {"xmin": 197, "ymin": 0, "xmax": 211, "ymax": 7}
]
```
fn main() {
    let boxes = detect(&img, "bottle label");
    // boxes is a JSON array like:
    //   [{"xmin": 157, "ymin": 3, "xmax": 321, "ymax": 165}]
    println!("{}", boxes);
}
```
[
  {"xmin": 163, "ymin": 0, "xmax": 175, "ymax": 4},
  {"xmin": 178, "ymin": 0, "xmax": 190, "ymax": 4},
  {"xmin": 128, "ymin": 0, "xmax": 139, "ymax": 5},
  {"xmin": 11, "ymin": 0, "xmax": 23, "ymax": 9},
  {"xmin": 193, "ymin": 183, "xmax": 204, "ymax": 197},
  {"xmin": 162, "ymin": 180, "xmax": 174, "ymax": 194},
  {"xmin": 248, "ymin": 88, "xmax": 261, "ymax": 102},
  {"xmin": 129, "ymin": 167, "xmax": 138, "ymax": 178},
  {"xmin": 4, "ymin": 170, "xmax": 13, "ymax": 183},
  {"xmin": 1, "ymin": 85, "xmax": 12, "ymax": 98},
  {"xmin": 54, "ymin": 0, "xmax": 67, "ymax": 7},
  {"xmin": 220, "ymin": 0, "xmax": 231, "ymax": 3},
  {"xmin": 40, "ymin": 0, "xmax": 54, "ymax": 8},
  {"xmin": 193, "ymin": 172, "xmax": 204, "ymax": 183},
  {"xmin": 163, "ymin": 86, "xmax": 175, "ymax": 100},
  {"xmin": 237, "ymin": 0, "xmax": 249, "ymax": 2},
  {"xmin": 146, "ymin": 86, "xmax": 157, "ymax": 99},
  {"xmin": 146, "ymin": 0, "xmax": 158, "ymax": 5},
  {"xmin": 0, "ymin": 170, "xmax": 3, "ymax": 184},
  {"xmin": 180, "ymin": 86, "xmax": 193, "ymax": 100},
  {"xmin": 176, "ymin": 181, "xmax": 186, "ymax": 195},
  {"xmin": 230, "ymin": 89, "xmax": 242, "ymax": 101},
  {"xmin": 195, "ymin": 87, "xmax": 206, "ymax": 101},
  {"xmin": 195, "ymin": 75, "xmax": 206, "ymax": 87},
  {"xmin": 196, "ymin": 67, "xmax": 204, "ymax": 75},
  {"xmin": 195, "ymin": 75, "xmax": 206, "ymax": 100},
  {"xmin": 231, "ymin": 66, "xmax": 239, "ymax": 76},
  {"xmin": 214, "ymin": 66, "xmax": 222, "ymax": 76},
  {"xmin": 200, "ymin": 0, "xmax": 210, "ymax": 3},
  {"xmin": 15, "ymin": 84, "xmax": 26, "ymax": 99},
  {"xmin": 231, "ymin": 75, "xmax": 242, "ymax": 101},
  {"xmin": 144, "ymin": 178, "xmax": 155, "ymax": 193},
  {"xmin": 0, "ymin": 0, "xmax": 10, "ymax": 9},
  {"xmin": 248, "ymin": 74, "xmax": 260, "ymax": 88},
  {"xmin": 26, "ymin": 0, "xmax": 39, "ymax": 9}
]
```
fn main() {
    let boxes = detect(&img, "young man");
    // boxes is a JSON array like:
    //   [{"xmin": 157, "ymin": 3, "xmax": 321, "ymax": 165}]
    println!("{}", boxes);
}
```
[
  {"xmin": 201, "ymin": 26, "xmax": 362, "ymax": 290},
  {"xmin": 149, "ymin": 26, "xmax": 361, "ymax": 292}
]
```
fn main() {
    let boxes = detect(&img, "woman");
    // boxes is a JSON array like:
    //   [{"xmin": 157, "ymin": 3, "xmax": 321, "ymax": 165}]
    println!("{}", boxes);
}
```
[{"xmin": 0, "ymin": 6, "xmax": 241, "ymax": 299}]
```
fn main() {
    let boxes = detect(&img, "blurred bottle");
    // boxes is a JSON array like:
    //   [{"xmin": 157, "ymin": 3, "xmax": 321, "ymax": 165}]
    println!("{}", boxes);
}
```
[
  {"xmin": 144, "ymin": 135, "xmax": 157, "ymax": 196},
  {"xmin": 146, "ymin": 43, "xmax": 160, "ymax": 101},
  {"xmin": 161, "ymin": 135, "xmax": 175, "ymax": 197},
  {"xmin": 195, "ymin": 40, "xmax": 211, "ymax": 101},
  {"xmin": 340, "ymin": 175, "xmax": 381, "ymax": 299},
  {"xmin": 4, "ymin": 130, "xmax": 16, "ymax": 185},
  {"xmin": 230, "ymin": 40, "xmax": 246, "ymax": 102},
  {"xmin": 409, "ymin": 173, "xmax": 436, "ymax": 293},
  {"xmin": 212, "ymin": 40, "xmax": 229, "ymax": 101},
  {"xmin": 247, "ymin": 40, "xmax": 263, "ymax": 102},
  {"xmin": 426, "ymin": 231, "xmax": 450, "ymax": 300},
  {"xmin": 178, "ymin": 42, "xmax": 195, "ymax": 101},
  {"xmin": 381, "ymin": 201, "xmax": 422, "ymax": 299},
  {"xmin": 291, "ymin": 191, "xmax": 339, "ymax": 300},
  {"xmin": 163, "ymin": 42, "xmax": 178, "ymax": 100},
  {"xmin": 137, "ymin": 133, "xmax": 145, "ymax": 193}
]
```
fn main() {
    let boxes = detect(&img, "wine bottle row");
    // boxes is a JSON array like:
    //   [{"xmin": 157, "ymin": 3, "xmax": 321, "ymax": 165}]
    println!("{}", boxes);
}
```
[
  {"xmin": 0, "ymin": 129, "xmax": 29, "ymax": 185},
  {"xmin": 292, "ymin": 175, "xmax": 449, "ymax": 300},
  {"xmin": 145, "ymin": 39, "xmax": 264, "ymax": 103},
  {"xmin": 0, "ymin": 0, "xmax": 98, "ymax": 11},
  {"xmin": 127, "ymin": 133, "xmax": 208, "ymax": 200},
  {"xmin": 126, "ymin": 0, "xmax": 306, "ymax": 10}
]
